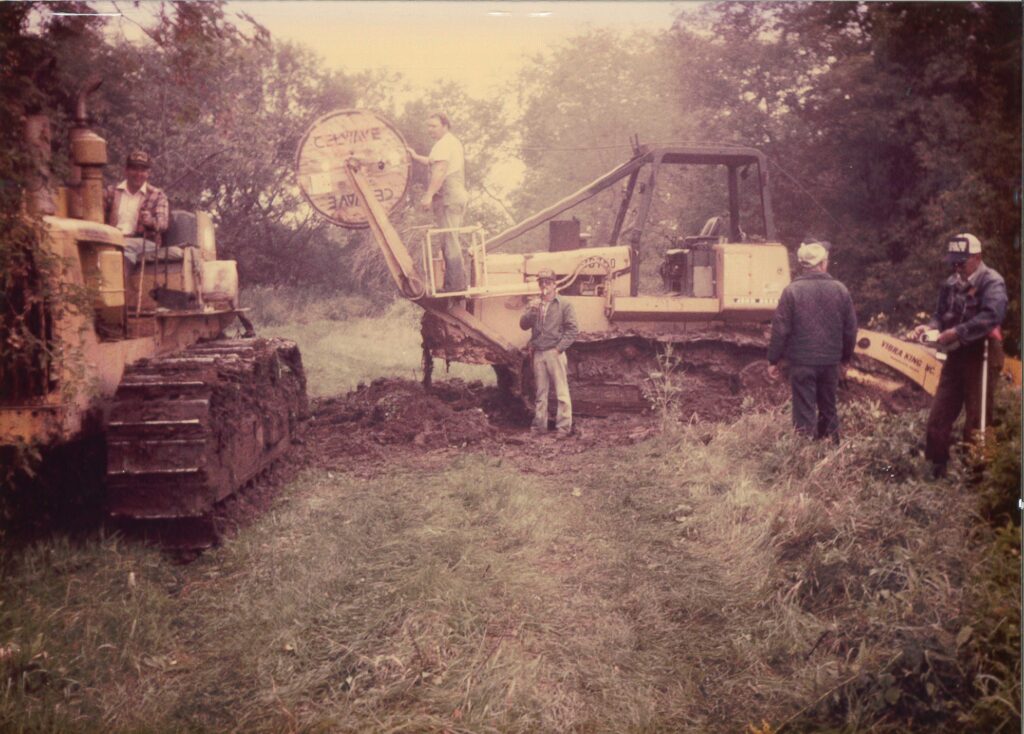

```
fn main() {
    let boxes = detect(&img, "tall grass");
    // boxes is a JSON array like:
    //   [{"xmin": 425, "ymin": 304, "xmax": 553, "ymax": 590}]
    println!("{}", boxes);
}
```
[
  {"xmin": 242, "ymin": 286, "xmax": 383, "ymax": 327},
  {"xmin": 2, "ymin": 392, "xmax": 1017, "ymax": 732},
  {"xmin": 2, "ymin": 290, "xmax": 1018, "ymax": 731}
]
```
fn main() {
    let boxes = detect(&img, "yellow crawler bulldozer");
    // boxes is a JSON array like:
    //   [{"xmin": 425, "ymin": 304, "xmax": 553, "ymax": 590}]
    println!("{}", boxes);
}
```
[
  {"xmin": 1, "ymin": 81, "xmax": 306, "ymax": 547},
  {"xmin": 296, "ymin": 109, "xmax": 950, "ymax": 417}
]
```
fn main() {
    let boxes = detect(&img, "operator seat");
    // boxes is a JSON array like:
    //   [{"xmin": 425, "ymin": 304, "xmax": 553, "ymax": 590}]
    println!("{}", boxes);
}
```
[
  {"xmin": 682, "ymin": 216, "xmax": 724, "ymax": 247},
  {"xmin": 659, "ymin": 216, "xmax": 723, "ymax": 295},
  {"xmin": 122, "ymin": 210, "xmax": 193, "ymax": 268},
  {"xmin": 126, "ymin": 210, "xmax": 205, "ymax": 311}
]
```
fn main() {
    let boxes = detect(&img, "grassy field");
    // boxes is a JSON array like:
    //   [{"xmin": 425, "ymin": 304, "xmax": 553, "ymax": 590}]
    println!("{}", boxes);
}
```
[
  {"xmin": 0, "ymin": 298, "xmax": 1019, "ymax": 733},
  {"xmin": 246, "ymin": 288, "xmax": 494, "ymax": 397}
]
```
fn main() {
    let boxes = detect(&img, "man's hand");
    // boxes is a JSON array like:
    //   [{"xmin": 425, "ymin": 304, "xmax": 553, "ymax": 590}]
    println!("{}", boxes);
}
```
[
  {"xmin": 937, "ymin": 328, "xmax": 959, "ymax": 346},
  {"xmin": 767, "ymin": 364, "xmax": 781, "ymax": 380},
  {"xmin": 419, "ymin": 193, "xmax": 432, "ymax": 211},
  {"xmin": 140, "ymin": 210, "xmax": 154, "ymax": 229}
]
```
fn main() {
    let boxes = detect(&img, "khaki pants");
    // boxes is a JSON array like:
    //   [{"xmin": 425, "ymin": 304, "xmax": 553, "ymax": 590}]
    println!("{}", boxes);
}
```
[
  {"xmin": 432, "ymin": 198, "xmax": 466, "ymax": 292},
  {"xmin": 532, "ymin": 348, "xmax": 572, "ymax": 434}
]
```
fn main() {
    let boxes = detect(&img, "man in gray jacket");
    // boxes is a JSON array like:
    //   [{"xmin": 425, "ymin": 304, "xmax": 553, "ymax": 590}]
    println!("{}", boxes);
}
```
[
  {"xmin": 520, "ymin": 268, "xmax": 579, "ymax": 438},
  {"xmin": 911, "ymin": 233, "xmax": 1006, "ymax": 477},
  {"xmin": 767, "ymin": 240, "xmax": 857, "ymax": 441}
]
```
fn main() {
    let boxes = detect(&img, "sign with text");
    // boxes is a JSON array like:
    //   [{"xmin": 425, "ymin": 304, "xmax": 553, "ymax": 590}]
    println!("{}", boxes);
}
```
[
  {"xmin": 296, "ymin": 109, "xmax": 410, "ymax": 228},
  {"xmin": 853, "ymin": 329, "xmax": 943, "ymax": 395}
]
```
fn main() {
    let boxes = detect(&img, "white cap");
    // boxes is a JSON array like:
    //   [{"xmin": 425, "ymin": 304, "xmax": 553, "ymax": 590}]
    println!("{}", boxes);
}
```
[
  {"xmin": 946, "ymin": 233, "xmax": 982, "ymax": 263},
  {"xmin": 797, "ymin": 242, "xmax": 828, "ymax": 267}
]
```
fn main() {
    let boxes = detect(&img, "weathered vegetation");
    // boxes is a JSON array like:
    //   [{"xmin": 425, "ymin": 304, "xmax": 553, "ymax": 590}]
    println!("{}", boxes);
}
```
[
  {"xmin": 1, "ymin": 300, "xmax": 1020, "ymax": 733},
  {"xmin": 1, "ymin": 2, "xmax": 1019, "ymax": 732}
]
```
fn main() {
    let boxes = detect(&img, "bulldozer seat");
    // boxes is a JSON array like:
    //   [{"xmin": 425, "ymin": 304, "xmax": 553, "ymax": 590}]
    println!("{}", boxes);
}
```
[
  {"xmin": 123, "ymin": 212, "xmax": 201, "ymax": 266},
  {"xmin": 122, "ymin": 238, "xmax": 186, "ymax": 266}
]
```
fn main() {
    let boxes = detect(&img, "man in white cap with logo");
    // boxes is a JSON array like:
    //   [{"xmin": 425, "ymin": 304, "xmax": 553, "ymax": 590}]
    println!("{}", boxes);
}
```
[
  {"xmin": 767, "ymin": 239, "xmax": 857, "ymax": 441},
  {"xmin": 520, "ymin": 268, "xmax": 579, "ymax": 438},
  {"xmin": 912, "ymin": 233, "xmax": 1006, "ymax": 478}
]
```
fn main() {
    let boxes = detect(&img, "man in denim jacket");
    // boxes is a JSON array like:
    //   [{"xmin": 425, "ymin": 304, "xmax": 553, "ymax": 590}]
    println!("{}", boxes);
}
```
[
  {"xmin": 912, "ymin": 233, "xmax": 1007, "ymax": 477},
  {"xmin": 520, "ymin": 268, "xmax": 579, "ymax": 438}
]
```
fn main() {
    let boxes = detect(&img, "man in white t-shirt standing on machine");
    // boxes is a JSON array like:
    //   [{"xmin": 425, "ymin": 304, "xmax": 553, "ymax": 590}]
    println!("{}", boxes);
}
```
[{"xmin": 408, "ymin": 112, "xmax": 469, "ymax": 293}]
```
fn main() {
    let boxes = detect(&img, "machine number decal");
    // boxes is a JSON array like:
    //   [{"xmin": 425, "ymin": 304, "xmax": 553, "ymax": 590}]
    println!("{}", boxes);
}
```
[{"xmin": 579, "ymin": 255, "xmax": 616, "ymax": 271}]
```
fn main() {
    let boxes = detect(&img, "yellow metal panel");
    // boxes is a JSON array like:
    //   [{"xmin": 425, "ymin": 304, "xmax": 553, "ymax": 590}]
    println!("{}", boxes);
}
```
[
  {"xmin": 609, "ymin": 296, "xmax": 720, "ymax": 322},
  {"xmin": 43, "ymin": 215, "xmax": 125, "ymax": 248},
  {"xmin": 854, "ymin": 329, "xmax": 942, "ymax": 395},
  {"xmin": 717, "ymin": 243, "xmax": 789, "ymax": 312},
  {"xmin": 523, "ymin": 246, "xmax": 631, "ymax": 279},
  {"xmin": 196, "ymin": 211, "xmax": 217, "ymax": 261},
  {"xmin": 1004, "ymin": 356, "xmax": 1022, "ymax": 387},
  {"xmin": 97, "ymin": 250, "xmax": 126, "ymax": 307},
  {"xmin": 0, "ymin": 406, "xmax": 64, "ymax": 444},
  {"xmin": 200, "ymin": 260, "xmax": 238, "ymax": 306}
]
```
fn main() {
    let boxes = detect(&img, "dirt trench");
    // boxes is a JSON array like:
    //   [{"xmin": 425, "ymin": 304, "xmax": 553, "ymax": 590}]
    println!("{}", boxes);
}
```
[{"xmin": 300, "ymin": 372, "xmax": 930, "ymax": 477}]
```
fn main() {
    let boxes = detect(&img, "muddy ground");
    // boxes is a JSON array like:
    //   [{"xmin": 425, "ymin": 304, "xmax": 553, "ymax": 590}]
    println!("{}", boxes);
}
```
[
  {"xmin": 203, "ymin": 368, "xmax": 930, "ymax": 546},
  {"xmin": 4, "ymin": 365, "xmax": 927, "ymax": 550},
  {"xmin": 299, "ymin": 372, "xmax": 930, "ymax": 478}
]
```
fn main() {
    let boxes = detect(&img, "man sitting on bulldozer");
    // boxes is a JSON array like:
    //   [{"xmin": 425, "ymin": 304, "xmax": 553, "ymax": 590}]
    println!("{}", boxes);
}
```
[{"xmin": 103, "ymin": 149, "xmax": 169, "ymax": 264}]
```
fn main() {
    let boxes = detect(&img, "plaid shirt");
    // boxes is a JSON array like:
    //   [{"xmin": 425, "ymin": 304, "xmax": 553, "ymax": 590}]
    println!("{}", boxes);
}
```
[{"xmin": 104, "ymin": 181, "xmax": 170, "ymax": 237}]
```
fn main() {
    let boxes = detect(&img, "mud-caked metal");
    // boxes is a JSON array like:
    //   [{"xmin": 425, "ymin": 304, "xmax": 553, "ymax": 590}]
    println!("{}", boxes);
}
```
[
  {"xmin": 296, "ymin": 109, "xmax": 803, "ymax": 415},
  {"xmin": 1, "ymin": 80, "xmax": 307, "ymax": 548}
]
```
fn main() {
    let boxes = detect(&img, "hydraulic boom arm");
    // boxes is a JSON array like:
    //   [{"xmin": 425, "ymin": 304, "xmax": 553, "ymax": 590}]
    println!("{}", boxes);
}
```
[{"xmin": 343, "ymin": 158, "xmax": 425, "ymax": 300}]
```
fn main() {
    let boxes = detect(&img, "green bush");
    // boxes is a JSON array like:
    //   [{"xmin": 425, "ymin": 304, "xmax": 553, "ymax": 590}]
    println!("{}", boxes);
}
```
[{"xmin": 974, "ymin": 383, "xmax": 1022, "ymax": 523}]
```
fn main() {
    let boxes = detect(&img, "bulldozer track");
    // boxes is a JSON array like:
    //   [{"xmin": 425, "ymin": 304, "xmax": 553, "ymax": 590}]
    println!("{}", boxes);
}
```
[
  {"xmin": 566, "ymin": 330, "xmax": 784, "ymax": 418},
  {"xmin": 105, "ymin": 337, "xmax": 306, "ymax": 549}
]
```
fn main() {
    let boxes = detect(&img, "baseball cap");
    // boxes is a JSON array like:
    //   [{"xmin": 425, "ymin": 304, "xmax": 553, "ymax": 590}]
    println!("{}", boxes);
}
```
[
  {"xmin": 536, "ymin": 268, "xmax": 556, "ymax": 283},
  {"xmin": 126, "ymin": 150, "xmax": 152, "ymax": 169},
  {"xmin": 797, "ymin": 241, "xmax": 829, "ymax": 267},
  {"xmin": 945, "ymin": 233, "xmax": 982, "ymax": 264}
]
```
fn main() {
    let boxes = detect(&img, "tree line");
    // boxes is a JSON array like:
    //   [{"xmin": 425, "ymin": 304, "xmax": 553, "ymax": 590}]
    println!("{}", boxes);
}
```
[
  {"xmin": 2, "ymin": 1, "xmax": 1019, "ymax": 351},
  {"xmin": 514, "ymin": 3, "xmax": 1020, "ymax": 352}
]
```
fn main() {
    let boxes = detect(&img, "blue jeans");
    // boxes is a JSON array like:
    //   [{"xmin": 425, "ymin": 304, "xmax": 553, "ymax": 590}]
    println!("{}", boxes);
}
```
[
  {"xmin": 431, "ymin": 199, "xmax": 466, "ymax": 292},
  {"xmin": 121, "ymin": 237, "xmax": 158, "ymax": 265},
  {"xmin": 790, "ymin": 363, "xmax": 840, "ymax": 440}
]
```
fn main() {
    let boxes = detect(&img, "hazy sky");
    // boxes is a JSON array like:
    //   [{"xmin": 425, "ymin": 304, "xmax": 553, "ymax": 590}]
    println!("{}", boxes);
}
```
[
  {"xmin": 102, "ymin": 1, "xmax": 688, "ymax": 195},
  {"xmin": 109, "ymin": 1, "xmax": 686, "ymax": 95}
]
